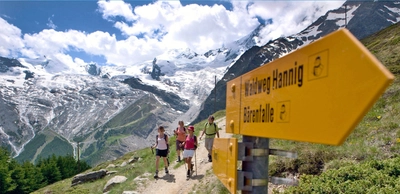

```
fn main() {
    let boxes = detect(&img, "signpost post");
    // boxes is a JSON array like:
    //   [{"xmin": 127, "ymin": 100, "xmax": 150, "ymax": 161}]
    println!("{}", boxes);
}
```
[{"xmin": 213, "ymin": 28, "xmax": 394, "ymax": 193}]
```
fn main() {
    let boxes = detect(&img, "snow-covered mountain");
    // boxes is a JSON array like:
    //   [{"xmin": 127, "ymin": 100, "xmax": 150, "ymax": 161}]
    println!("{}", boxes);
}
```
[
  {"xmin": 0, "ymin": 28, "xmax": 254, "ymax": 165},
  {"xmin": 1, "ymin": 0, "xmax": 399, "ymax": 166}
]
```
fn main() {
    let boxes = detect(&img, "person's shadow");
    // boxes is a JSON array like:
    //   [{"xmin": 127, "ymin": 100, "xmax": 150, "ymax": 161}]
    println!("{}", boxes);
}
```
[
  {"xmin": 158, "ymin": 174, "xmax": 176, "ymax": 183},
  {"xmin": 190, "ymin": 174, "xmax": 204, "ymax": 180}
]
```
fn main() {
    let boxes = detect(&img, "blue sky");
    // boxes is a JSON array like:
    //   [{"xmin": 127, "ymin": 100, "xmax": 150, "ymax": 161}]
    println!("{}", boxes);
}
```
[{"xmin": 0, "ymin": 0, "xmax": 344, "ymax": 66}]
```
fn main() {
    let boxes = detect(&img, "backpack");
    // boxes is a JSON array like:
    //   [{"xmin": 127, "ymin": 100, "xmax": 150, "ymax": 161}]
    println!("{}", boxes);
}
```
[
  {"xmin": 156, "ymin": 133, "xmax": 168, "ymax": 140},
  {"xmin": 186, "ymin": 135, "xmax": 197, "ymax": 149},
  {"xmin": 175, "ymin": 127, "xmax": 186, "ymax": 134},
  {"xmin": 156, "ymin": 134, "xmax": 169, "ymax": 151},
  {"xmin": 204, "ymin": 122, "xmax": 217, "ymax": 136}
]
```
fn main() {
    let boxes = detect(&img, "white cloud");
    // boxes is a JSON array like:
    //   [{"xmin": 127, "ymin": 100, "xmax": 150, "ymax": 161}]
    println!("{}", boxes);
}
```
[
  {"xmin": 97, "ymin": 0, "xmax": 137, "ymax": 21},
  {"xmin": 0, "ymin": 18, "xmax": 24, "ymax": 57},
  {"xmin": 245, "ymin": 1, "xmax": 345, "ymax": 45},
  {"xmin": 47, "ymin": 15, "xmax": 57, "ymax": 29},
  {"xmin": 0, "ymin": 0, "xmax": 345, "ymax": 67}
]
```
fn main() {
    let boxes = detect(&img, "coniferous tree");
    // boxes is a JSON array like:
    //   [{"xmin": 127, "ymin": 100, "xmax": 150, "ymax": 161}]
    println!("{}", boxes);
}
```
[
  {"xmin": 21, "ymin": 161, "xmax": 45, "ymax": 193},
  {"xmin": 1, "ymin": 147, "xmax": 91, "ymax": 193},
  {"xmin": 77, "ymin": 160, "xmax": 91, "ymax": 173},
  {"xmin": 0, "ymin": 148, "xmax": 15, "ymax": 194},
  {"xmin": 57, "ymin": 155, "xmax": 77, "ymax": 179},
  {"xmin": 37, "ymin": 155, "xmax": 61, "ymax": 185},
  {"xmin": 8, "ymin": 160, "xmax": 26, "ymax": 194}
]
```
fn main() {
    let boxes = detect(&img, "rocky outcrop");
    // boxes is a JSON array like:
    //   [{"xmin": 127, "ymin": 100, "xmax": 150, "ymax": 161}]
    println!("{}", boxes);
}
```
[
  {"xmin": 122, "ymin": 77, "xmax": 189, "ymax": 112},
  {"xmin": 71, "ymin": 169, "xmax": 108, "ymax": 186},
  {"xmin": 103, "ymin": 175, "xmax": 127, "ymax": 192},
  {"xmin": 86, "ymin": 63, "xmax": 101, "ymax": 76},
  {"xmin": 0, "ymin": 56, "xmax": 25, "ymax": 72}
]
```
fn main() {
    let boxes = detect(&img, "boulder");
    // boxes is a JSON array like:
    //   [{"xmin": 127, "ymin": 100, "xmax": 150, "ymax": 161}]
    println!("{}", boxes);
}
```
[
  {"xmin": 71, "ymin": 169, "xmax": 107, "ymax": 186},
  {"xmin": 103, "ymin": 175, "xmax": 128, "ymax": 192}
]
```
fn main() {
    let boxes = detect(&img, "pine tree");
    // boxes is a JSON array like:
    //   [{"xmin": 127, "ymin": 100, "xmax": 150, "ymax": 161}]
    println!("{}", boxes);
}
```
[
  {"xmin": 21, "ymin": 161, "xmax": 45, "ymax": 193},
  {"xmin": 0, "ymin": 148, "xmax": 15, "ymax": 194},
  {"xmin": 8, "ymin": 160, "xmax": 26, "ymax": 194},
  {"xmin": 57, "ymin": 155, "xmax": 77, "ymax": 179},
  {"xmin": 38, "ymin": 155, "xmax": 61, "ymax": 185}
]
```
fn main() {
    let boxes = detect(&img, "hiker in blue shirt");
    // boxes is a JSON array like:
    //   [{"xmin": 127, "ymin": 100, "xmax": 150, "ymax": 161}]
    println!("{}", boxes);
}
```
[{"xmin": 199, "ymin": 115, "xmax": 219, "ymax": 162}]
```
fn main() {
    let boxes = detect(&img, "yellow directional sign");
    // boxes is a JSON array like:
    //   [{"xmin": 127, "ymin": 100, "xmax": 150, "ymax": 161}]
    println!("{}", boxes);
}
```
[
  {"xmin": 226, "ymin": 28, "xmax": 394, "ymax": 145},
  {"xmin": 212, "ymin": 138, "xmax": 238, "ymax": 193}
]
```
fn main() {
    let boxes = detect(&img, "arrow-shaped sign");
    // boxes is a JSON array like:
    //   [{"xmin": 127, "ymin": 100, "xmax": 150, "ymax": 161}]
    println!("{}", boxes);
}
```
[{"xmin": 226, "ymin": 28, "xmax": 394, "ymax": 145}]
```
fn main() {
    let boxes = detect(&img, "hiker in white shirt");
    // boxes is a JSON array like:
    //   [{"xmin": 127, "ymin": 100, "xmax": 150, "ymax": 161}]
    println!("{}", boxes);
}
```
[{"xmin": 151, "ymin": 126, "xmax": 169, "ymax": 178}]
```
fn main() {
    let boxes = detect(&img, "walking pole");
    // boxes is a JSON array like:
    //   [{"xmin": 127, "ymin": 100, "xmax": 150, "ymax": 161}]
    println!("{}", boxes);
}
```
[
  {"xmin": 183, "ymin": 148, "xmax": 187, "ymax": 171},
  {"xmin": 194, "ymin": 149, "xmax": 197, "ymax": 176}
]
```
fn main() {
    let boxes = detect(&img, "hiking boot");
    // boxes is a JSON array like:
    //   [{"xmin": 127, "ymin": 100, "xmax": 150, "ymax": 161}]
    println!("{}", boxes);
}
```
[
  {"xmin": 154, "ymin": 170, "xmax": 159, "ymax": 178},
  {"xmin": 165, "ymin": 167, "xmax": 169, "ymax": 174},
  {"xmin": 187, "ymin": 169, "xmax": 190, "ymax": 178},
  {"xmin": 208, "ymin": 154, "xmax": 212, "ymax": 162},
  {"xmin": 176, "ymin": 156, "xmax": 181, "ymax": 162}
]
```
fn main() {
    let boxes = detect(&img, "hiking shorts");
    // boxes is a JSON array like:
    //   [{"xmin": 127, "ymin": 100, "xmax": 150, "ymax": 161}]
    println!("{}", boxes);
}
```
[
  {"xmin": 156, "ymin": 149, "xmax": 168, "ymax": 157},
  {"xmin": 205, "ymin": 138, "xmax": 214, "ymax": 152},
  {"xmin": 183, "ymin": 149, "xmax": 195, "ymax": 158},
  {"xmin": 176, "ymin": 140, "xmax": 184, "ymax": 151}
]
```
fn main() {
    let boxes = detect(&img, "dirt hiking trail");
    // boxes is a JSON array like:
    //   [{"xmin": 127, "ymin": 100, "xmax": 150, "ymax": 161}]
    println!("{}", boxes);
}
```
[{"xmin": 136, "ymin": 117, "xmax": 231, "ymax": 194}]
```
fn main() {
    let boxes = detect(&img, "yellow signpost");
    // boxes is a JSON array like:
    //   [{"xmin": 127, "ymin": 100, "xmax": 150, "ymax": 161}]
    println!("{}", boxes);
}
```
[
  {"xmin": 216, "ymin": 28, "xmax": 395, "ymax": 193},
  {"xmin": 212, "ymin": 138, "xmax": 238, "ymax": 194},
  {"xmin": 226, "ymin": 28, "xmax": 394, "ymax": 145}
]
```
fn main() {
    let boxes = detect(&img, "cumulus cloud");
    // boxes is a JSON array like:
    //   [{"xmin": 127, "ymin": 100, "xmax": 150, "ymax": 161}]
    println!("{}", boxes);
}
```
[
  {"xmin": 0, "ymin": 0, "xmax": 345, "ymax": 67},
  {"xmin": 0, "ymin": 18, "xmax": 24, "ymax": 57},
  {"xmin": 97, "ymin": 0, "xmax": 137, "ymax": 21}
]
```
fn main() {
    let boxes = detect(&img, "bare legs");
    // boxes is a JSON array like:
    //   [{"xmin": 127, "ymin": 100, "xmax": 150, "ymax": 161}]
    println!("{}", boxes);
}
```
[{"xmin": 155, "ymin": 155, "xmax": 169, "ymax": 178}]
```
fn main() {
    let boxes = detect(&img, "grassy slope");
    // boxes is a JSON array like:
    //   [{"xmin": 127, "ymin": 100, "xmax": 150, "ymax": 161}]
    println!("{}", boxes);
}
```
[
  {"xmin": 33, "ymin": 22, "xmax": 400, "ymax": 193},
  {"xmin": 80, "ymin": 95, "xmax": 159, "ymax": 166},
  {"xmin": 15, "ymin": 130, "xmax": 73, "ymax": 164}
]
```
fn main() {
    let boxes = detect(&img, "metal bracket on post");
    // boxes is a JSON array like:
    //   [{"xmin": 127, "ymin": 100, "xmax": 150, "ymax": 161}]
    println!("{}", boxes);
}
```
[
  {"xmin": 238, "ymin": 142, "xmax": 253, "ymax": 161},
  {"xmin": 238, "ymin": 142, "xmax": 299, "ymax": 190},
  {"xmin": 238, "ymin": 140, "xmax": 269, "ymax": 192},
  {"xmin": 237, "ymin": 171, "xmax": 268, "ymax": 191},
  {"xmin": 238, "ymin": 142, "xmax": 271, "ymax": 161}
]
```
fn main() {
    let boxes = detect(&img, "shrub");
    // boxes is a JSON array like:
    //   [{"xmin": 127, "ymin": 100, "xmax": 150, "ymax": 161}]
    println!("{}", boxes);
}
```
[{"xmin": 284, "ymin": 157, "xmax": 400, "ymax": 193}]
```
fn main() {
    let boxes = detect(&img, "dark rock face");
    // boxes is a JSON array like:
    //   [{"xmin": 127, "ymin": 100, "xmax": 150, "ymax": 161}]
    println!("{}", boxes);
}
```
[
  {"xmin": 87, "ymin": 63, "xmax": 101, "ymax": 76},
  {"xmin": 122, "ymin": 77, "xmax": 189, "ymax": 112},
  {"xmin": 193, "ymin": 0, "xmax": 400, "ymax": 124},
  {"xmin": 0, "ymin": 57, "xmax": 25, "ymax": 72},
  {"xmin": 0, "ymin": 95, "xmax": 34, "ymax": 149},
  {"xmin": 347, "ymin": 1, "xmax": 400, "ymax": 40},
  {"xmin": 151, "ymin": 63, "xmax": 162, "ymax": 80},
  {"xmin": 23, "ymin": 70, "xmax": 34, "ymax": 79}
]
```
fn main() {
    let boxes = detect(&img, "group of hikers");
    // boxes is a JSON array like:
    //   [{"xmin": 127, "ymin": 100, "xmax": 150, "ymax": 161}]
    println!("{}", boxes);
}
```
[{"xmin": 151, "ymin": 115, "xmax": 220, "ymax": 179}]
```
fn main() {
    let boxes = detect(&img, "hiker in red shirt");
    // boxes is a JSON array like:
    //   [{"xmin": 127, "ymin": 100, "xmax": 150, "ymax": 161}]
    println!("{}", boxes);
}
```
[
  {"xmin": 180, "ymin": 125, "xmax": 197, "ymax": 178},
  {"xmin": 174, "ymin": 121, "xmax": 187, "ymax": 162}
]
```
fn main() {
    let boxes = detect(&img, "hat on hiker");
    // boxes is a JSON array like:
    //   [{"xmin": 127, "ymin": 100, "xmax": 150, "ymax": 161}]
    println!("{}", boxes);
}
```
[{"xmin": 188, "ymin": 125, "xmax": 195, "ymax": 131}]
